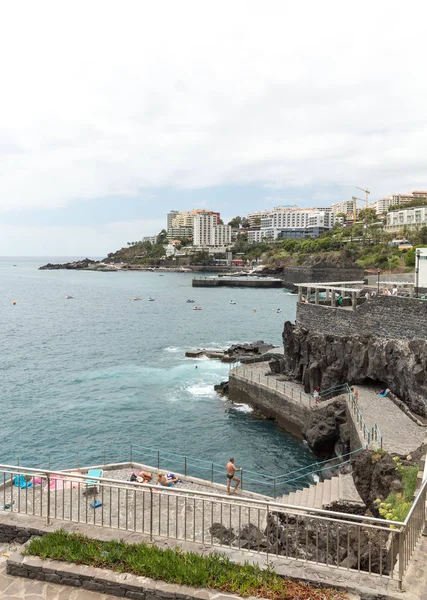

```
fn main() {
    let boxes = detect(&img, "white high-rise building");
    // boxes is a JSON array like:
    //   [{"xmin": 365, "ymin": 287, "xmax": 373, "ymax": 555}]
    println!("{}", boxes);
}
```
[
  {"xmin": 193, "ymin": 212, "xmax": 218, "ymax": 247},
  {"xmin": 211, "ymin": 224, "xmax": 232, "ymax": 247}
]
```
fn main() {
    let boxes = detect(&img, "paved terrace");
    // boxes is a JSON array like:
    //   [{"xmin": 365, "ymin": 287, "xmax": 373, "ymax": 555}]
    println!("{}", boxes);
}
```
[{"xmin": 352, "ymin": 385, "xmax": 426, "ymax": 455}]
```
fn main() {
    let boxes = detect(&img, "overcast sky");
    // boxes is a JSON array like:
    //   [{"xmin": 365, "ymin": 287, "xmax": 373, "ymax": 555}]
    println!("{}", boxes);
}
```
[{"xmin": 1, "ymin": 0, "xmax": 426, "ymax": 256}]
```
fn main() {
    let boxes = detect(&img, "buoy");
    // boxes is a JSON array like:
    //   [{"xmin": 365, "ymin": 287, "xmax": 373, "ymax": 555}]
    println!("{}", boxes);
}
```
[
  {"xmin": 253, "ymin": 309, "xmax": 256, "ymax": 312},
  {"xmin": 12, "ymin": 301, "xmax": 16, "ymax": 305}
]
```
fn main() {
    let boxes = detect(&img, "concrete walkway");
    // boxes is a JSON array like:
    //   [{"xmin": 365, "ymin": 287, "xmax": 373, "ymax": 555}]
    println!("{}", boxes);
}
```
[{"xmin": 353, "ymin": 385, "xmax": 426, "ymax": 455}]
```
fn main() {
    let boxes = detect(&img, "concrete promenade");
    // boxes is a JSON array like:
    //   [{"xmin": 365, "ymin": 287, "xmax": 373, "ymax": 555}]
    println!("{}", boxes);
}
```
[{"xmin": 352, "ymin": 385, "xmax": 426, "ymax": 455}]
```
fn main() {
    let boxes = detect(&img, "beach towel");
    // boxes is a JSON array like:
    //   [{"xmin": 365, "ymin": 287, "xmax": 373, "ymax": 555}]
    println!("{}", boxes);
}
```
[{"xmin": 13, "ymin": 475, "xmax": 32, "ymax": 489}]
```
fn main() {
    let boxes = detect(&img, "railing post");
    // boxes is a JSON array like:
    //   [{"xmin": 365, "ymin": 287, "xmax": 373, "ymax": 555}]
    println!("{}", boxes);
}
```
[
  {"xmin": 48, "ymin": 454, "xmax": 51, "ymax": 470},
  {"xmin": 103, "ymin": 447, "xmax": 107, "ymax": 466},
  {"xmin": 211, "ymin": 463, "xmax": 214, "ymax": 483},
  {"xmin": 241, "ymin": 468, "xmax": 243, "ymax": 491},
  {"xmin": 273, "ymin": 478, "xmax": 277, "ymax": 499},
  {"xmin": 157, "ymin": 451, "xmax": 160, "ymax": 470},
  {"xmin": 130, "ymin": 444, "xmax": 133, "ymax": 465},
  {"xmin": 46, "ymin": 474, "xmax": 51, "ymax": 525},
  {"xmin": 398, "ymin": 529, "xmax": 404, "ymax": 591},
  {"xmin": 149, "ymin": 487, "xmax": 153, "ymax": 541},
  {"xmin": 184, "ymin": 457, "xmax": 187, "ymax": 476}
]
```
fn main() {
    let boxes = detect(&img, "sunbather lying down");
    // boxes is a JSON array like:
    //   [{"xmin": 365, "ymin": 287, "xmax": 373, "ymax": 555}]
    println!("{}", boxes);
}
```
[
  {"xmin": 156, "ymin": 472, "xmax": 180, "ymax": 487},
  {"xmin": 130, "ymin": 471, "xmax": 153, "ymax": 483}
]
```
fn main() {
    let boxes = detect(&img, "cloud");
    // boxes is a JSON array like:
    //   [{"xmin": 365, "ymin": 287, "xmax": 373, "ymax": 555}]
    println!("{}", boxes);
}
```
[{"xmin": 0, "ymin": 0, "xmax": 426, "ymax": 231}]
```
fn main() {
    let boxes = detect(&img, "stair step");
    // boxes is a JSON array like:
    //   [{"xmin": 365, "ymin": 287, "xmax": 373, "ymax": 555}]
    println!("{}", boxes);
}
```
[
  {"xmin": 313, "ymin": 481, "xmax": 324, "ymax": 508},
  {"xmin": 306, "ymin": 484, "xmax": 316, "ymax": 507},
  {"xmin": 330, "ymin": 476, "xmax": 340, "ymax": 504},
  {"xmin": 294, "ymin": 489, "xmax": 304, "ymax": 506},
  {"xmin": 322, "ymin": 478, "xmax": 332, "ymax": 507},
  {"xmin": 285, "ymin": 492, "xmax": 296, "ymax": 506}
]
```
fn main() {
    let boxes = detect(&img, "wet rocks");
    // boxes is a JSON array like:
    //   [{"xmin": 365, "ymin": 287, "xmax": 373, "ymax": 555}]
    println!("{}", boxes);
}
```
[{"xmin": 214, "ymin": 381, "xmax": 229, "ymax": 396}]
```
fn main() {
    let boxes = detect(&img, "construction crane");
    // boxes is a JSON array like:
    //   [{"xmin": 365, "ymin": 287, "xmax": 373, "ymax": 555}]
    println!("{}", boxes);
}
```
[
  {"xmin": 352, "ymin": 196, "xmax": 365, "ymax": 223},
  {"xmin": 356, "ymin": 187, "xmax": 370, "ymax": 209}
]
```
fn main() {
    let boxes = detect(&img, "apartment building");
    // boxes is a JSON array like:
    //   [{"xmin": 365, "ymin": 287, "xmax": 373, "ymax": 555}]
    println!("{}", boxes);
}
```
[
  {"xmin": 386, "ymin": 206, "xmax": 427, "ymax": 232},
  {"xmin": 211, "ymin": 223, "xmax": 232, "ymax": 247},
  {"xmin": 331, "ymin": 200, "xmax": 360, "ymax": 219},
  {"xmin": 167, "ymin": 210, "xmax": 180, "ymax": 230},
  {"xmin": 372, "ymin": 191, "xmax": 427, "ymax": 215}
]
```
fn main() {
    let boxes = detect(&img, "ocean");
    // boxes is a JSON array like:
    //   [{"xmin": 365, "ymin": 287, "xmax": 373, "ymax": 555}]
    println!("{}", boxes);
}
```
[{"xmin": 0, "ymin": 258, "xmax": 314, "ymax": 495}]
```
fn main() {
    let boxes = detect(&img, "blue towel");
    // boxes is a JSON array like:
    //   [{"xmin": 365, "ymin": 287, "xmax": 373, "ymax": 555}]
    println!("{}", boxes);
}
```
[{"xmin": 13, "ymin": 475, "xmax": 33, "ymax": 489}]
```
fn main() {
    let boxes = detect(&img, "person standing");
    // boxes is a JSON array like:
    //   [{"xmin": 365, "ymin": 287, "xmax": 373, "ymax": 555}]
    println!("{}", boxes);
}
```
[
  {"xmin": 313, "ymin": 387, "xmax": 320, "ymax": 406},
  {"xmin": 226, "ymin": 458, "xmax": 242, "ymax": 495}
]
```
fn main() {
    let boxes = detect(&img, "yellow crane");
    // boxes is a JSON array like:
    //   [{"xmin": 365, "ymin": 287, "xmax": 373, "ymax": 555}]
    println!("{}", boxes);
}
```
[
  {"xmin": 356, "ymin": 186, "xmax": 370, "ymax": 209},
  {"xmin": 352, "ymin": 196, "xmax": 365, "ymax": 224}
]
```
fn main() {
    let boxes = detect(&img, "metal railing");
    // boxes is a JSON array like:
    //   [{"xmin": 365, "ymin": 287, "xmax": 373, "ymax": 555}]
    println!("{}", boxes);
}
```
[
  {"xmin": 230, "ymin": 367, "xmax": 383, "ymax": 450},
  {"xmin": 8, "ymin": 442, "xmax": 365, "ymax": 499},
  {"xmin": 1, "ymin": 461, "xmax": 425, "ymax": 588},
  {"xmin": 230, "ymin": 364, "xmax": 313, "ymax": 408},
  {"xmin": 319, "ymin": 384, "xmax": 383, "ymax": 449}
]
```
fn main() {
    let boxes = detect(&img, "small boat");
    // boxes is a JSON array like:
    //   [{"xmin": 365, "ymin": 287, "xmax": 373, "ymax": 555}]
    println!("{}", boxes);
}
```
[
  {"xmin": 230, "ymin": 301, "xmax": 236, "ymax": 305},
  {"xmin": 193, "ymin": 306, "xmax": 202, "ymax": 311},
  {"xmin": 277, "ymin": 308, "xmax": 282, "ymax": 313},
  {"xmin": 66, "ymin": 295, "xmax": 74, "ymax": 299},
  {"xmin": 148, "ymin": 297, "xmax": 155, "ymax": 301},
  {"xmin": 186, "ymin": 299, "xmax": 195, "ymax": 303},
  {"xmin": 133, "ymin": 297, "xmax": 142, "ymax": 301}
]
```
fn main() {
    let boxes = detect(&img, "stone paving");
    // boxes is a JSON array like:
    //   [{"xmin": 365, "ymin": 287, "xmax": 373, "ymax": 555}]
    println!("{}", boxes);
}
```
[{"xmin": 353, "ymin": 385, "xmax": 426, "ymax": 455}]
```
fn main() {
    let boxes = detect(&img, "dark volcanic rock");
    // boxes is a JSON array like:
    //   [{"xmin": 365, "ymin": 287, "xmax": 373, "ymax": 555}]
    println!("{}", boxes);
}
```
[
  {"xmin": 214, "ymin": 381, "xmax": 229, "ymax": 396},
  {"xmin": 282, "ymin": 320, "xmax": 427, "ymax": 416},
  {"xmin": 302, "ymin": 400, "xmax": 348, "ymax": 458},
  {"xmin": 226, "ymin": 341, "xmax": 274, "ymax": 358},
  {"xmin": 39, "ymin": 258, "xmax": 98, "ymax": 270},
  {"xmin": 351, "ymin": 449, "xmax": 403, "ymax": 515}
]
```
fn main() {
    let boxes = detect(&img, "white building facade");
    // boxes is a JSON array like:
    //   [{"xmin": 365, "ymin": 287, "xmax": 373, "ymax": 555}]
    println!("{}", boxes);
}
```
[
  {"xmin": 210, "ymin": 224, "xmax": 232, "ymax": 247},
  {"xmin": 418, "ymin": 248, "xmax": 427, "ymax": 288},
  {"xmin": 193, "ymin": 213, "xmax": 218, "ymax": 246},
  {"xmin": 386, "ymin": 206, "xmax": 427, "ymax": 232}
]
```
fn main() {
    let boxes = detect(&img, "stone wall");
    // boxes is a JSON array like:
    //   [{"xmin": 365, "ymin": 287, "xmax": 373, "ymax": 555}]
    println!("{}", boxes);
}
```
[
  {"xmin": 283, "ymin": 265, "xmax": 363, "ymax": 286},
  {"xmin": 228, "ymin": 375, "xmax": 308, "ymax": 437},
  {"xmin": 296, "ymin": 295, "xmax": 427, "ymax": 341},
  {"xmin": 0, "ymin": 522, "xmax": 46, "ymax": 544}
]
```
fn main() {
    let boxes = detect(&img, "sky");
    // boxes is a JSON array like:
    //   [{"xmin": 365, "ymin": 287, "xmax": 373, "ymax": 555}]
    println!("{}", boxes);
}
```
[{"xmin": 1, "ymin": 0, "xmax": 427, "ymax": 256}]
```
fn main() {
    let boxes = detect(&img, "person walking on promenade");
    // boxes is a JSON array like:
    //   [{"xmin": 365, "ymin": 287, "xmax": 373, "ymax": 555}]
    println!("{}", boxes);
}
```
[
  {"xmin": 313, "ymin": 387, "xmax": 320, "ymax": 406},
  {"xmin": 226, "ymin": 458, "xmax": 242, "ymax": 495}
]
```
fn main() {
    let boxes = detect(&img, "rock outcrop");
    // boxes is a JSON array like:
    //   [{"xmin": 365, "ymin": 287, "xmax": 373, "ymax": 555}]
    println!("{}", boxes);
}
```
[
  {"xmin": 39, "ymin": 258, "xmax": 99, "ymax": 270},
  {"xmin": 282, "ymin": 321, "xmax": 427, "ymax": 416},
  {"xmin": 226, "ymin": 341, "xmax": 274, "ymax": 358},
  {"xmin": 302, "ymin": 399, "xmax": 349, "ymax": 458}
]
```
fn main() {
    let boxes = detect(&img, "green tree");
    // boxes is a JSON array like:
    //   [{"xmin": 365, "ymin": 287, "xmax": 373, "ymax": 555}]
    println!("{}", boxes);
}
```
[
  {"xmin": 241, "ymin": 217, "xmax": 250, "ymax": 229},
  {"xmin": 359, "ymin": 208, "xmax": 377, "ymax": 224},
  {"xmin": 156, "ymin": 229, "xmax": 168, "ymax": 244},
  {"xmin": 228, "ymin": 216, "xmax": 242, "ymax": 228}
]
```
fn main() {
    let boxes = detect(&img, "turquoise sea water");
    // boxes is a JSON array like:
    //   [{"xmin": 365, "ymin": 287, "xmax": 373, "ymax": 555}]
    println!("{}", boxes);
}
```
[{"xmin": 0, "ymin": 258, "xmax": 314, "ymax": 494}]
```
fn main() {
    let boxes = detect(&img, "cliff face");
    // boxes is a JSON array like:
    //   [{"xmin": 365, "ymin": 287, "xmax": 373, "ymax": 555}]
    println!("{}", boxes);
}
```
[{"xmin": 282, "ymin": 320, "xmax": 427, "ymax": 416}]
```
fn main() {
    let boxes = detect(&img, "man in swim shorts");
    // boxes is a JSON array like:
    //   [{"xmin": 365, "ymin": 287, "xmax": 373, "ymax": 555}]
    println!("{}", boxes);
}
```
[{"xmin": 226, "ymin": 458, "xmax": 242, "ymax": 495}]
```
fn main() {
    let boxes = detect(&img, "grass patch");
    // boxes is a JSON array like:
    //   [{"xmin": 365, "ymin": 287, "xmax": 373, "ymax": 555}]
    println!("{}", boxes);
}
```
[{"xmin": 25, "ymin": 529, "xmax": 344, "ymax": 600}]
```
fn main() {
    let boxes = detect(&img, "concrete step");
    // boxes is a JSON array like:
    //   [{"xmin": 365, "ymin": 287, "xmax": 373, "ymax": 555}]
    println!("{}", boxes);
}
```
[
  {"xmin": 322, "ymin": 478, "xmax": 332, "ymax": 507},
  {"xmin": 313, "ymin": 481, "xmax": 324, "ymax": 508},
  {"xmin": 294, "ymin": 489, "xmax": 304, "ymax": 506},
  {"xmin": 330, "ymin": 475, "xmax": 340, "ymax": 504},
  {"xmin": 306, "ymin": 483, "xmax": 316, "ymax": 508}
]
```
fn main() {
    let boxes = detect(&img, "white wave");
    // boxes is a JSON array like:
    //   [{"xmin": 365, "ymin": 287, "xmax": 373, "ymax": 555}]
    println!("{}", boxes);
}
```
[
  {"xmin": 233, "ymin": 403, "xmax": 253, "ymax": 413},
  {"xmin": 164, "ymin": 346, "xmax": 182, "ymax": 353},
  {"xmin": 186, "ymin": 384, "xmax": 216, "ymax": 397}
]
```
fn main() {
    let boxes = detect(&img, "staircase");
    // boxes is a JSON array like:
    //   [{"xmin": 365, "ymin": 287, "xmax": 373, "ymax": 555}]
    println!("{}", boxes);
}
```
[{"xmin": 277, "ymin": 473, "xmax": 365, "ymax": 510}]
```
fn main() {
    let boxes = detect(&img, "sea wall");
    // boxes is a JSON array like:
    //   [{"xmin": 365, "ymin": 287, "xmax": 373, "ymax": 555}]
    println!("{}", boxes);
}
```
[
  {"xmin": 296, "ymin": 296, "xmax": 427, "ymax": 341},
  {"xmin": 193, "ymin": 278, "xmax": 282, "ymax": 288},
  {"xmin": 228, "ymin": 375, "xmax": 307, "ymax": 437}
]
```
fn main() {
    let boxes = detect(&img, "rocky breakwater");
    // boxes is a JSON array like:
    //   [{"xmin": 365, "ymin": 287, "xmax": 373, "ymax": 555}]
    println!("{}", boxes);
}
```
[{"xmin": 39, "ymin": 258, "xmax": 99, "ymax": 270}]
